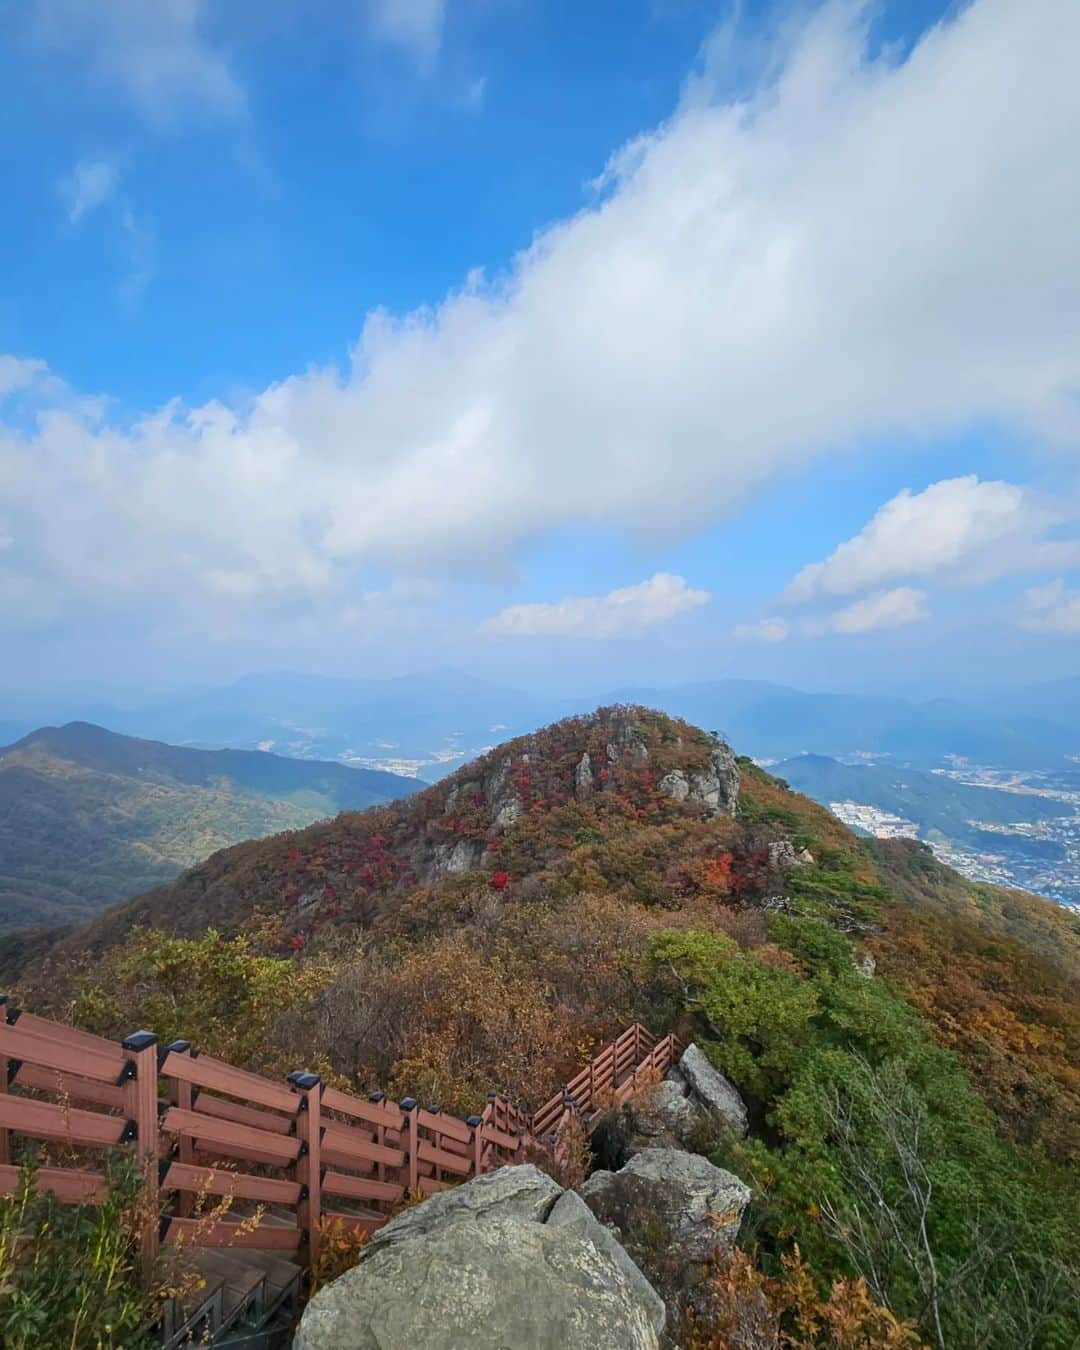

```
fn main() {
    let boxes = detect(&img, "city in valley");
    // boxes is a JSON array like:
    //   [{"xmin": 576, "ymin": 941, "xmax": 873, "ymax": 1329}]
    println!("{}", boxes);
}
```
[{"xmin": 830, "ymin": 763, "xmax": 1080, "ymax": 914}]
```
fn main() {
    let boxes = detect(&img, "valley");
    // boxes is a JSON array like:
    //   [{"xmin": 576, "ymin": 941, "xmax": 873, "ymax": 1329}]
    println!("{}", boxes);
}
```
[{"xmin": 0, "ymin": 722, "xmax": 419, "ymax": 930}]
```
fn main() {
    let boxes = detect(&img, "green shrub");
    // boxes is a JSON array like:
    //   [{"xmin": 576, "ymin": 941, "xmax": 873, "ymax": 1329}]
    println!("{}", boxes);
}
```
[
  {"xmin": 0, "ymin": 1152, "xmax": 156, "ymax": 1350},
  {"xmin": 652, "ymin": 919, "xmax": 1080, "ymax": 1349}
]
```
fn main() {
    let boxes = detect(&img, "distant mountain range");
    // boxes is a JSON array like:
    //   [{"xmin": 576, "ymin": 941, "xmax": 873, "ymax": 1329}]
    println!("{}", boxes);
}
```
[
  {"xmin": 0, "ymin": 722, "xmax": 419, "ymax": 932},
  {"xmin": 5, "ymin": 672, "xmax": 1080, "ymax": 924},
  {"xmin": 6, "ymin": 670, "xmax": 1080, "ymax": 776}
]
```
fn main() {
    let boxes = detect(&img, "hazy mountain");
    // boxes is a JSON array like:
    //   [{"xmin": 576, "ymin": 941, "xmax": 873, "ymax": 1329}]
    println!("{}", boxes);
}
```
[
  {"xmin": 8, "ymin": 671, "xmax": 1080, "ymax": 778},
  {"xmin": 61, "ymin": 670, "xmax": 568, "ymax": 776},
  {"xmin": 613, "ymin": 680, "xmax": 1080, "ymax": 769},
  {"xmin": 977, "ymin": 676, "xmax": 1080, "ymax": 735},
  {"xmin": 0, "ymin": 722, "xmax": 420, "ymax": 931}
]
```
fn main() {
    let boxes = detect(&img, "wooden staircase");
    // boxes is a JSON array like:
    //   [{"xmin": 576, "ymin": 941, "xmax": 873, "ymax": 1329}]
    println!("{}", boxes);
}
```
[{"xmin": 0, "ymin": 998, "xmax": 679, "ymax": 1347}]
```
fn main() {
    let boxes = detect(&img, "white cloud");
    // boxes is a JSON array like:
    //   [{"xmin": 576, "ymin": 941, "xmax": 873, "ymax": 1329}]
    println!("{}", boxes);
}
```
[
  {"xmin": 1021, "ymin": 578, "xmax": 1080, "ymax": 633},
  {"xmin": 3, "ymin": 0, "xmax": 1080, "ymax": 624},
  {"xmin": 806, "ymin": 587, "xmax": 930, "ymax": 635},
  {"xmin": 63, "ymin": 159, "xmax": 120, "ymax": 223},
  {"xmin": 26, "ymin": 0, "xmax": 243, "ymax": 123},
  {"xmin": 736, "ymin": 587, "xmax": 928, "ymax": 640},
  {"xmin": 367, "ymin": 0, "xmax": 446, "ymax": 67},
  {"xmin": 480, "ymin": 574, "xmax": 710, "ymax": 639},
  {"xmin": 0, "ymin": 358, "xmax": 49, "ymax": 401},
  {"xmin": 787, "ymin": 476, "xmax": 1080, "ymax": 602}
]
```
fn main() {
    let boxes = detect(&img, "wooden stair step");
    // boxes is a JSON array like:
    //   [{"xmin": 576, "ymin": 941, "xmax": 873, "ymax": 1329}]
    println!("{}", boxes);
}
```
[
  {"xmin": 191, "ymin": 1250, "xmax": 266, "ymax": 1327},
  {"xmin": 233, "ymin": 1250, "xmax": 303, "ymax": 1319},
  {"xmin": 162, "ymin": 1274, "xmax": 225, "ymax": 1349}
]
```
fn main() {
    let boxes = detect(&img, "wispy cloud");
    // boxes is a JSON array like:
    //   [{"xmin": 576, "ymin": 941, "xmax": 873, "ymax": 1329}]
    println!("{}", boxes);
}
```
[
  {"xmin": 116, "ymin": 208, "xmax": 157, "ymax": 308},
  {"xmin": 1021, "ymin": 578, "xmax": 1080, "ymax": 634},
  {"xmin": 24, "ymin": 0, "xmax": 244, "ymax": 125},
  {"xmin": 481, "ymin": 574, "xmax": 710, "ymax": 639},
  {"xmin": 63, "ymin": 158, "xmax": 120, "ymax": 223},
  {"xmin": 804, "ymin": 587, "xmax": 930, "ymax": 636},
  {"xmin": 736, "ymin": 588, "xmax": 929, "ymax": 641},
  {"xmin": 367, "ymin": 0, "xmax": 447, "ymax": 69},
  {"xmin": 0, "ymin": 357, "xmax": 49, "ymax": 401}
]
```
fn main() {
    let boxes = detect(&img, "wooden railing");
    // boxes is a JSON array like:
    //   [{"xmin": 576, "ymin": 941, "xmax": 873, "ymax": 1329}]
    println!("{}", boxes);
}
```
[{"xmin": 0, "ymin": 994, "xmax": 679, "ymax": 1271}]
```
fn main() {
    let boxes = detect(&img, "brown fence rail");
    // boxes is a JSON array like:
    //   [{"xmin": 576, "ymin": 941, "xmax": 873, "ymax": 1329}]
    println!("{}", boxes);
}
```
[{"xmin": 0, "ymin": 994, "xmax": 679, "ymax": 1273}]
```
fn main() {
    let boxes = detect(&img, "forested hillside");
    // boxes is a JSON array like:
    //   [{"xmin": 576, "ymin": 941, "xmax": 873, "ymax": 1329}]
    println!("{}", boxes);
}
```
[
  {"xmin": 0, "ymin": 722, "xmax": 418, "ymax": 929},
  {"xmin": 7, "ymin": 707, "xmax": 1078, "ymax": 1347}
]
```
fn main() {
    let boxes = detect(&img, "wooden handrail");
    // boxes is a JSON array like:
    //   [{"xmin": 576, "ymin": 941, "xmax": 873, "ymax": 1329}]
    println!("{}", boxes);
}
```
[{"xmin": 0, "ymin": 1010, "xmax": 680, "ymax": 1275}]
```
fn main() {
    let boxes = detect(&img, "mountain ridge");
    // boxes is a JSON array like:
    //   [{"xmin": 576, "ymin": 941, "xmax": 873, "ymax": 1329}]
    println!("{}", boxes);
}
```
[{"xmin": 0, "ymin": 721, "xmax": 420, "ymax": 931}]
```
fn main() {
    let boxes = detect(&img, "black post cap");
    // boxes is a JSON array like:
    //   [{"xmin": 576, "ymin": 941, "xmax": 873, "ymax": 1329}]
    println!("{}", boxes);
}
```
[
  {"xmin": 487, "ymin": 1090, "xmax": 497, "ymax": 1099},
  {"xmin": 164, "ymin": 1039, "xmax": 192, "ymax": 1054},
  {"xmin": 369, "ymin": 1091, "xmax": 386, "ymax": 1103},
  {"xmin": 466, "ymin": 1114, "xmax": 483, "ymax": 1127},
  {"xmin": 427, "ymin": 1104, "xmax": 441, "ymax": 1114},
  {"xmin": 398, "ymin": 1096, "xmax": 417, "ymax": 1111},
  {"xmin": 121, "ymin": 1030, "xmax": 158, "ymax": 1052},
  {"xmin": 287, "ymin": 1071, "xmax": 321, "ymax": 1090}
]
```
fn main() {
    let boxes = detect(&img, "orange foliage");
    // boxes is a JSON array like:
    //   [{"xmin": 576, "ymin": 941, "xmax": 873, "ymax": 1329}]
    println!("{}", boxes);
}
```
[{"xmin": 874, "ymin": 907, "xmax": 1080, "ymax": 1164}]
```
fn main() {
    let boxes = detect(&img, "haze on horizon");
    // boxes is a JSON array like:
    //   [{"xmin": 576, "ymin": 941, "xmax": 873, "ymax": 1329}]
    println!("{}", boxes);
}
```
[{"xmin": 2, "ymin": 0, "xmax": 1079, "ymax": 702}]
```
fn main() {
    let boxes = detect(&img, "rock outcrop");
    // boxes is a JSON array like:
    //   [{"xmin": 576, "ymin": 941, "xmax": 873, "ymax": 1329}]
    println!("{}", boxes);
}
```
[
  {"xmin": 657, "ymin": 742, "xmax": 740, "ymax": 817},
  {"xmin": 678, "ymin": 1044, "xmax": 749, "ymax": 1137},
  {"xmin": 623, "ymin": 1079, "xmax": 702, "ymax": 1154},
  {"xmin": 597, "ymin": 1044, "xmax": 749, "ymax": 1163},
  {"xmin": 581, "ymin": 1148, "xmax": 750, "ymax": 1298},
  {"xmin": 766, "ymin": 839, "xmax": 814, "ymax": 871},
  {"xmin": 295, "ymin": 1165, "xmax": 663, "ymax": 1350},
  {"xmin": 431, "ymin": 837, "xmax": 484, "ymax": 875}
]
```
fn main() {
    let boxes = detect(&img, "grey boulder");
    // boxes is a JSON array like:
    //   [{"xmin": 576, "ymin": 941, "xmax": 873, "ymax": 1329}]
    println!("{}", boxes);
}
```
[
  {"xmin": 547, "ymin": 1188, "xmax": 666, "ymax": 1336},
  {"xmin": 581, "ymin": 1147, "xmax": 751, "ymax": 1269},
  {"xmin": 679, "ymin": 1044, "xmax": 749, "ymax": 1137},
  {"xmin": 295, "ymin": 1211, "xmax": 660, "ymax": 1350},
  {"xmin": 364, "ymin": 1163, "xmax": 561, "ymax": 1255},
  {"xmin": 625, "ymin": 1079, "xmax": 701, "ymax": 1151}
]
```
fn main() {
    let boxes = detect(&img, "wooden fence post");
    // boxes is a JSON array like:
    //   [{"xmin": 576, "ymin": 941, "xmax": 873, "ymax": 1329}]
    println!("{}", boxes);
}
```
[
  {"xmin": 0, "ymin": 996, "xmax": 9, "ymax": 1168},
  {"xmin": 467, "ymin": 1114, "xmax": 483, "ymax": 1178},
  {"xmin": 369, "ymin": 1092, "xmax": 388, "ymax": 1184},
  {"xmin": 121, "ymin": 1030, "xmax": 160, "ymax": 1274},
  {"xmin": 163, "ymin": 1041, "xmax": 193, "ymax": 1217},
  {"xmin": 399, "ymin": 1098, "xmax": 418, "ymax": 1194},
  {"xmin": 288, "ymin": 1072, "xmax": 322, "ymax": 1275}
]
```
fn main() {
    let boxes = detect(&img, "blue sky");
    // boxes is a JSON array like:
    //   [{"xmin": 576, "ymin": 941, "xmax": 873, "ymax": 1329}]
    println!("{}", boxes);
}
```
[{"xmin": 1, "ymin": 0, "xmax": 1078, "ymax": 700}]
